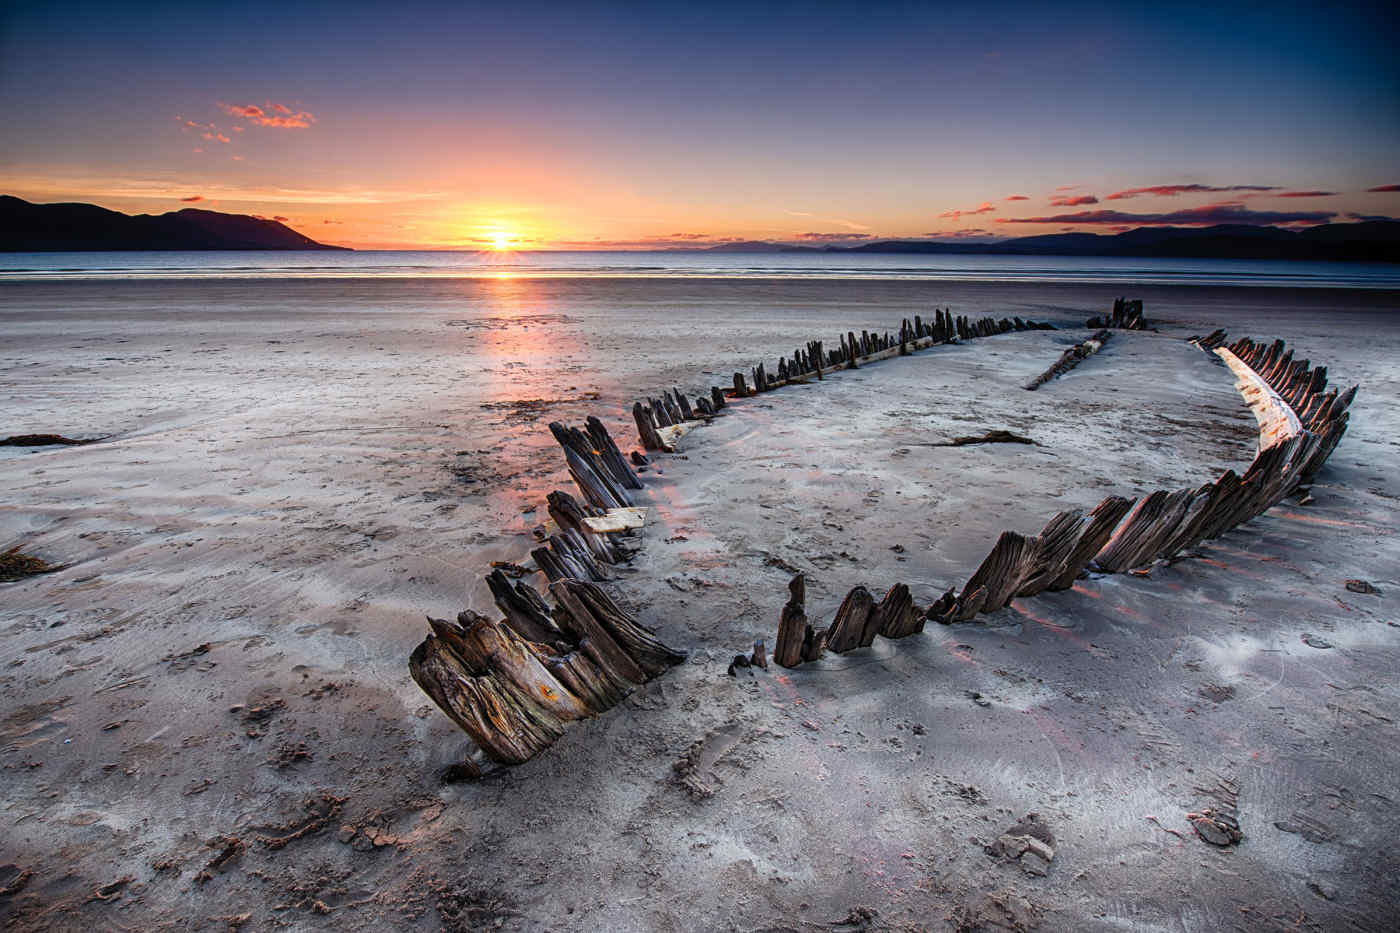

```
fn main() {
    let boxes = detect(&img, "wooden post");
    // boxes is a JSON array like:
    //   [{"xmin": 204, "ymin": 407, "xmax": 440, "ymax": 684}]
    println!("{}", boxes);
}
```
[
  {"xmin": 825, "ymin": 585, "xmax": 875, "ymax": 652},
  {"xmin": 774, "ymin": 574, "xmax": 808, "ymax": 668},
  {"xmin": 633, "ymin": 402, "xmax": 672, "ymax": 452}
]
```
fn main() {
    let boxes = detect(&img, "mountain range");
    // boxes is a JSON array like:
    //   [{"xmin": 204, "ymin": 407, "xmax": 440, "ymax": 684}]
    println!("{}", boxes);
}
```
[
  {"xmin": 3, "ymin": 195, "xmax": 1397, "ymax": 260},
  {"xmin": 717, "ymin": 222, "xmax": 1400, "ymax": 262},
  {"xmin": 0, "ymin": 195, "xmax": 346, "ymax": 251}
]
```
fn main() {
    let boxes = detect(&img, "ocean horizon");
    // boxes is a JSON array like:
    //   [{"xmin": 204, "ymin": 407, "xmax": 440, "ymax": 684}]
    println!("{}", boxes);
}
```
[{"xmin": 3, "ymin": 248, "xmax": 1399, "ymax": 289}]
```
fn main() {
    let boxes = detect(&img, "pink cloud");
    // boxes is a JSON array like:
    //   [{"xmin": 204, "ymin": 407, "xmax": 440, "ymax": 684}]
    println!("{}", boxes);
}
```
[
  {"xmin": 996, "ymin": 203, "xmax": 1337, "ymax": 226},
  {"xmin": 219, "ymin": 101, "xmax": 316, "ymax": 129},
  {"xmin": 1367, "ymin": 184, "xmax": 1400, "ymax": 193},
  {"xmin": 1004, "ymin": 194, "xmax": 1029, "ymax": 201},
  {"xmin": 1275, "ymin": 190, "xmax": 1336, "ymax": 198},
  {"xmin": 939, "ymin": 202, "xmax": 997, "ymax": 220},
  {"xmin": 1106, "ymin": 184, "xmax": 1278, "ymax": 200},
  {"xmin": 180, "ymin": 195, "xmax": 203, "ymax": 202},
  {"xmin": 795, "ymin": 232, "xmax": 875, "ymax": 240},
  {"xmin": 273, "ymin": 215, "xmax": 289, "ymax": 222},
  {"xmin": 1049, "ymin": 194, "xmax": 1098, "ymax": 206},
  {"xmin": 1055, "ymin": 185, "xmax": 1081, "ymax": 191}
]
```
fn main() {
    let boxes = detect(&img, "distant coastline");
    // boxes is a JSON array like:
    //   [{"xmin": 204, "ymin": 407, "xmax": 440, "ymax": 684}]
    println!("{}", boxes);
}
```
[
  {"xmin": 3, "ymin": 194, "xmax": 1398, "ymax": 262},
  {"xmin": 0, "ymin": 195, "xmax": 348, "ymax": 252},
  {"xmin": 701, "ymin": 223, "xmax": 1400, "ymax": 263}
]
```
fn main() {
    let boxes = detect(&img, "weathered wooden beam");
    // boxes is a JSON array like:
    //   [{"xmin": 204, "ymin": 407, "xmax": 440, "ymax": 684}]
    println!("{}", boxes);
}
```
[
  {"xmin": 549, "ymin": 580, "xmax": 648, "ymax": 685},
  {"xmin": 1045, "ymin": 495, "xmax": 1135, "ymax": 591},
  {"xmin": 564, "ymin": 579, "xmax": 686, "ymax": 677},
  {"xmin": 633, "ymin": 401, "xmax": 672, "ymax": 452},
  {"xmin": 410, "ymin": 628, "xmax": 567, "ymax": 765},
  {"xmin": 774, "ymin": 573, "xmax": 808, "ymax": 668},
  {"xmin": 586, "ymin": 416, "xmax": 643, "ymax": 490},
  {"xmin": 486, "ymin": 570, "xmax": 564, "ymax": 645},
  {"xmin": 873, "ymin": 582, "xmax": 922, "ymax": 638},
  {"xmin": 825, "ymin": 585, "xmax": 876, "ymax": 652}
]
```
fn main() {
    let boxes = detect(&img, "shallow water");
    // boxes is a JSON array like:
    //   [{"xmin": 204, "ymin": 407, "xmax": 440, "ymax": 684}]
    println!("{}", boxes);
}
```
[{"xmin": 3, "ymin": 249, "xmax": 1400, "ymax": 288}]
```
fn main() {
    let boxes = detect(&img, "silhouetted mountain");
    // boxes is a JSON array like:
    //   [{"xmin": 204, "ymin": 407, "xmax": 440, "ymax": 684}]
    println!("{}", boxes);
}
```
[
  {"xmin": 703, "ymin": 239, "xmax": 818, "ymax": 253},
  {"xmin": 0, "ymin": 195, "xmax": 348, "ymax": 251},
  {"xmin": 682, "ymin": 222, "xmax": 1400, "ymax": 261},
  {"xmin": 845, "ymin": 222, "xmax": 1400, "ymax": 262}
]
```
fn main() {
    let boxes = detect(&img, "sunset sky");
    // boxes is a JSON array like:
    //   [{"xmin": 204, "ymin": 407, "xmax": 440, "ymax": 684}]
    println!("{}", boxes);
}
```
[{"xmin": 1, "ymin": 0, "xmax": 1397, "ymax": 249}]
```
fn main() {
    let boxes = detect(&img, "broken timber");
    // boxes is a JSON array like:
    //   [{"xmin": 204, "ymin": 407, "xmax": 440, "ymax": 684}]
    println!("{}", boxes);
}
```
[
  {"xmin": 771, "ymin": 316, "xmax": 1358, "ymax": 666},
  {"xmin": 1024, "ymin": 329, "xmax": 1111, "ymax": 390}
]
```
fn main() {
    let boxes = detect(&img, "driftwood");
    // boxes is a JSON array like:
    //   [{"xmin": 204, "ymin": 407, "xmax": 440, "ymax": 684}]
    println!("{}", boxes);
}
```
[
  {"xmin": 0, "ymin": 545, "xmax": 64, "ymax": 582},
  {"xmin": 1025, "ymin": 330, "xmax": 1111, "ymax": 390},
  {"xmin": 1, "ymin": 433, "xmax": 93, "ymax": 447},
  {"xmin": 922, "ymin": 430, "xmax": 1036, "ymax": 447}
]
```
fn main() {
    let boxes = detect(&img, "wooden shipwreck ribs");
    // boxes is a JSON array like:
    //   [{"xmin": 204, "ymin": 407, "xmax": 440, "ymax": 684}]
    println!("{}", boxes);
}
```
[
  {"xmin": 410, "ymin": 413, "xmax": 687, "ymax": 770},
  {"xmin": 630, "ymin": 308, "xmax": 1053, "ymax": 450},
  {"xmin": 1086, "ymin": 297, "xmax": 1148, "ymax": 330},
  {"xmin": 1024, "ymin": 329, "xmax": 1111, "ymax": 390},
  {"xmin": 411, "ymin": 306, "xmax": 1056, "ymax": 768},
  {"xmin": 413, "ymin": 299, "xmax": 1356, "ymax": 765},
  {"xmin": 773, "ymin": 324, "xmax": 1358, "ymax": 668}
]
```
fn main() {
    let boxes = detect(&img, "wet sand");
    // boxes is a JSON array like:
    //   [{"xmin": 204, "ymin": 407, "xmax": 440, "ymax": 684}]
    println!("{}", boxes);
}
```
[{"xmin": 2, "ymin": 278, "xmax": 1398, "ymax": 930}]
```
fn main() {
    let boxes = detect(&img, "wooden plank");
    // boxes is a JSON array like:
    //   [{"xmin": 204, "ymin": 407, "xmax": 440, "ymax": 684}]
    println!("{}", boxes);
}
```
[{"xmin": 582, "ymin": 506, "xmax": 648, "ymax": 533}]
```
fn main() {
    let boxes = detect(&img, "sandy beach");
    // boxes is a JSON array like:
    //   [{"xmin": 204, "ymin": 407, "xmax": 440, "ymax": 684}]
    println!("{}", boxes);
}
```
[{"xmin": 3, "ymin": 277, "xmax": 1399, "ymax": 931}]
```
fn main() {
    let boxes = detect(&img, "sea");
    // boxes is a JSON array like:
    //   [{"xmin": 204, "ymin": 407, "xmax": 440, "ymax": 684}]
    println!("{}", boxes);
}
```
[{"xmin": 2, "ymin": 250, "xmax": 1398, "ymax": 288}]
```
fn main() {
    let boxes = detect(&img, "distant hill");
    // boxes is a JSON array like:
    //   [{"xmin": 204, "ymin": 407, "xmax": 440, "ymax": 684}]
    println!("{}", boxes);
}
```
[
  {"xmin": 0, "ymin": 195, "xmax": 348, "ymax": 251},
  {"xmin": 703, "ymin": 222, "xmax": 1400, "ymax": 262},
  {"xmin": 704, "ymin": 239, "xmax": 817, "ymax": 253}
]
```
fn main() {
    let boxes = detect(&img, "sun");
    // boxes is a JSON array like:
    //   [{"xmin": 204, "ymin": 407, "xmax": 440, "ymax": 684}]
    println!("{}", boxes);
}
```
[{"xmin": 490, "ymin": 232, "xmax": 514, "ymax": 250}]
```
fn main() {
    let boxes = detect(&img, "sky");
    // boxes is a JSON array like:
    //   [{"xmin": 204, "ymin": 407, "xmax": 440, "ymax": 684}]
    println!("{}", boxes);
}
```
[{"xmin": 1, "ymin": 0, "xmax": 1398, "ymax": 249}]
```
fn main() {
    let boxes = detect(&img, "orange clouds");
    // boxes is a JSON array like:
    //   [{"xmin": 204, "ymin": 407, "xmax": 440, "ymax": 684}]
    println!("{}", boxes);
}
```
[
  {"xmin": 180, "ymin": 195, "xmax": 203, "ymax": 202},
  {"xmin": 939, "ymin": 201, "xmax": 997, "ymax": 220},
  {"xmin": 995, "ymin": 204, "xmax": 1336, "ymax": 226},
  {"xmin": 1105, "ymin": 184, "xmax": 1277, "ymax": 200},
  {"xmin": 1049, "ymin": 194, "xmax": 1098, "ymax": 206},
  {"xmin": 219, "ymin": 101, "xmax": 316, "ymax": 128},
  {"xmin": 1004, "ymin": 194, "xmax": 1029, "ymax": 201}
]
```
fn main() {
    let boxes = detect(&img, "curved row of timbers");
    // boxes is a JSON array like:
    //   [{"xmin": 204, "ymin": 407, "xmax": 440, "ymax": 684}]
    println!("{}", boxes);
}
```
[
  {"xmin": 632, "ymin": 308, "xmax": 1053, "ymax": 452},
  {"xmin": 410, "ymin": 308, "xmax": 1054, "ymax": 769},
  {"xmin": 773, "ymin": 326, "xmax": 1357, "ymax": 668},
  {"xmin": 409, "ymin": 308, "xmax": 1356, "ymax": 766}
]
